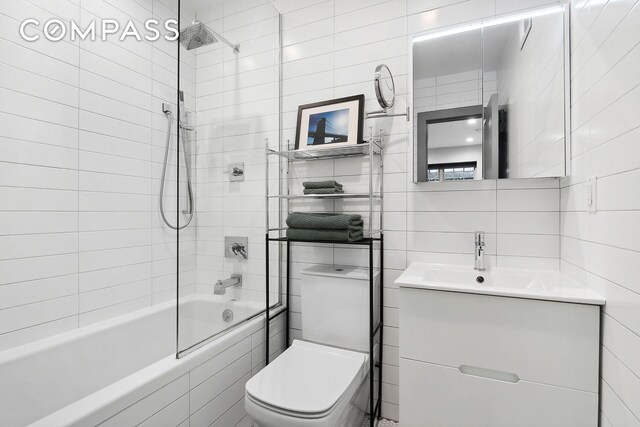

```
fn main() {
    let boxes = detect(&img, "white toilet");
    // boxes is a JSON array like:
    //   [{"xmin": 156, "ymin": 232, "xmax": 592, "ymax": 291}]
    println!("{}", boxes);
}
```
[{"xmin": 245, "ymin": 265, "xmax": 379, "ymax": 427}]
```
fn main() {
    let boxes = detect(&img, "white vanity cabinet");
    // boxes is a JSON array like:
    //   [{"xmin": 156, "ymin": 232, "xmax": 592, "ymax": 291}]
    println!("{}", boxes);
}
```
[{"xmin": 397, "ymin": 264, "xmax": 603, "ymax": 427}]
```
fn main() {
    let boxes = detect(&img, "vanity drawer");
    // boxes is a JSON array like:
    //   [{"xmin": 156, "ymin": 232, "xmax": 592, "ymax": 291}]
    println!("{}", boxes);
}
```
[
  {"xmin": 399, "ymin": 288, "xmax": 600, "ymax": 392},
  {"xmin": 399, "ymin": 358, "xmax": 598, "ymax": 427}
]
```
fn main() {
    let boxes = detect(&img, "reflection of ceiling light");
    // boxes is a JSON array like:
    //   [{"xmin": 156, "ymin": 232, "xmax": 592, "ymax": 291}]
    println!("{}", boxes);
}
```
[
  {"xmin": 412, "ymin": 5, "xmax": 564, "ymax": 43},
  {"xmin": 466, "ymin": 137, "xmax": 474, "ymax": 142},
  {"xmin": 467, "ymin": 119, "xmax": 477, "ymax": 125}
]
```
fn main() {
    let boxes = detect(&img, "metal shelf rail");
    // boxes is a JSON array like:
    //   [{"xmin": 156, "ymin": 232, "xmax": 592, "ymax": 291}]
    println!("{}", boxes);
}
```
[{"xmin": 264, "ymin": 130, "xmax": 385, "ymax": 426}]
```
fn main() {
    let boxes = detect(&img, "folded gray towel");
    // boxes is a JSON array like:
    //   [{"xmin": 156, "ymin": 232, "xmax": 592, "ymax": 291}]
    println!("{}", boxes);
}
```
[
  {"xmin": 286, "ymin": 212, "xmax": 363, "ymax": 230},
  {"xmin": 303, "ymin": 188, "xmax": 345, "ymax": 195},
  {"xmin": 286, "ymin": 227, "xmax": 364, "ymax": 242},
  {"xmin": 302, "ymin": 180, "xmax": 343, "ymax": 189}
]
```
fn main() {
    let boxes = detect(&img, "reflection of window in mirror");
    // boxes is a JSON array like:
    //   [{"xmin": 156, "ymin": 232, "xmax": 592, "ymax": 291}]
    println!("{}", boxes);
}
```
[
  {"xmin": 428, "ymin": 162, "xmax": 477, "ymax": 182},
  {"xmin": 417, "ymin": 106, "xmax": 483, "ymax": 182}
]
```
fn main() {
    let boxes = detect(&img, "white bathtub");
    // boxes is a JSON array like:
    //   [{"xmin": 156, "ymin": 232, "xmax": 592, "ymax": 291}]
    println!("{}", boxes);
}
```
[{"xmin": 0, "ymin": 295, "xmax": 279, "ymax": 427}]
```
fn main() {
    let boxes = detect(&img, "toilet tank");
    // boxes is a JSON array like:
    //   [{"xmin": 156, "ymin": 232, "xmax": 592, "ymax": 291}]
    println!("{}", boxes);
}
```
[{"xmin": 300, "ymin": 265, "xmax": 379, "ymax": 353}]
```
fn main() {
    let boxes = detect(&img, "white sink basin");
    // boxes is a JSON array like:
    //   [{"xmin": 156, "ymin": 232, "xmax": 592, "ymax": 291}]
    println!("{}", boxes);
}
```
[{"xmin": 396, "ymin": 263, "xmax": 604, "ymax": 305}]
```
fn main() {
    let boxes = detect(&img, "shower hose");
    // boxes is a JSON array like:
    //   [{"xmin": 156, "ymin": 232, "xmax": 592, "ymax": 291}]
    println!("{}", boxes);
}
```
[{"xmin": 160, "ymin": 111, "xmax": 194, "ymax": 230}]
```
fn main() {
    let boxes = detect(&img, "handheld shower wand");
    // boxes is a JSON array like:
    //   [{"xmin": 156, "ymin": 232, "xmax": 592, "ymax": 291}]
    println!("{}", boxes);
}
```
[{"xmin": 159, "ymin": 93, "xmax": 195, "ymax": 230}]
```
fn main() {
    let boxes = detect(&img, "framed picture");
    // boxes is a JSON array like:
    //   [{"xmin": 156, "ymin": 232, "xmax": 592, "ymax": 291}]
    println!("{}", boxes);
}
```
[{"xmin": 294, "ymin": 94, "xmax": 365, "ymax": 150}]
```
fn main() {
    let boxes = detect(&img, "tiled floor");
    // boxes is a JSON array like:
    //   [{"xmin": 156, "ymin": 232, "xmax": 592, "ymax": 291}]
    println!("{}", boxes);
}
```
[{"xmin": 362, "ymin": 416, "xmax": 399, "ymax": 426}]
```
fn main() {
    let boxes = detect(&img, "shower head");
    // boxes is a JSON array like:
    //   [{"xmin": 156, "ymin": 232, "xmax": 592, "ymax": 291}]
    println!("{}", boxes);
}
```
[
  {"xmin": 179, "ymin": 21, "xmax": 239, "ymax": 53},
  {"xmin": 180, "ymin": 21, "xmax": 217, "ymax": 50}
]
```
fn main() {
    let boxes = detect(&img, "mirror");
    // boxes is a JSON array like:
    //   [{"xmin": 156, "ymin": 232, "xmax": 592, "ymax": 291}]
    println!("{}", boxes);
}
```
[
  {"xmin": 374, "ymin": 64, "xmax": 396, "ymax": 110},
  {"xmin": 412, "ymin": 7, "xmax": 568, "ymax": 182}
]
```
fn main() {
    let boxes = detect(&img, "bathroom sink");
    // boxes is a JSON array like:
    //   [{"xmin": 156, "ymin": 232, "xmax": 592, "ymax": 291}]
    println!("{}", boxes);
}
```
[{"xmin": 396, "ymin": 263, "xmax": 604, "ymax": 305}]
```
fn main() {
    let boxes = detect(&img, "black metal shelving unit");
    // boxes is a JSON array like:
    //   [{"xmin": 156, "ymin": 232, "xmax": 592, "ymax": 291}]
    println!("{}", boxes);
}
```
[{"xmin": 264, "ymin": 134, "xmax": 385, "ymax": 426}]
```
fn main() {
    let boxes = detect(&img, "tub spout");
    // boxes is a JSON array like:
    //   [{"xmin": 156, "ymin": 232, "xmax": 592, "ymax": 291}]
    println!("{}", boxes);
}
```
[{"xmin": 214, "ymin": 274, "xmax": 242, "ymax": 295}]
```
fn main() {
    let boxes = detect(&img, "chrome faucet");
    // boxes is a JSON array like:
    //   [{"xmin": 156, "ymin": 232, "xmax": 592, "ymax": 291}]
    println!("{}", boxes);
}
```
[
  {"xmin": 230, "ymin": 243, "xmax": 248, "ymax": 259},
  {"xmin": 474, "ymin": 232, "xmax": 486, "ymax": 271},
  {"xmin": 214, "ymin": 274, "xmax": 242, "ymax": 295}
]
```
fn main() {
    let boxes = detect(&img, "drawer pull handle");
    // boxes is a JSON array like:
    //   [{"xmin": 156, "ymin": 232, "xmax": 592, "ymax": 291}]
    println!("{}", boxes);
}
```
[{"xmin": 458, "ymin": 365, "xmax": 520, "ymax": 383}]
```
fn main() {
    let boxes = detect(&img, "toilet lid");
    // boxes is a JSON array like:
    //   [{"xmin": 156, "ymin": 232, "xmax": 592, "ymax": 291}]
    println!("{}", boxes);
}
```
[{"xmin": 245, "ymin": 340, "xmax": 367, "ymax": 416}]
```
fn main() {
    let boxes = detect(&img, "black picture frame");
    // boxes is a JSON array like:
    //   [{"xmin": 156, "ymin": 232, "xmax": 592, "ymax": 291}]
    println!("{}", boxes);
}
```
[{"xmin": 294, "ymin": 94, "xmax": 365, "ymax": 150}]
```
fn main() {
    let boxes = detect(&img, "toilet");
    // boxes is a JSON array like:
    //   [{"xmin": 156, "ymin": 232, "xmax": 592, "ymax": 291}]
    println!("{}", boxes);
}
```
[{"xmin": 245, "ymin": 265, "xmax": 380, "ymax": 427}]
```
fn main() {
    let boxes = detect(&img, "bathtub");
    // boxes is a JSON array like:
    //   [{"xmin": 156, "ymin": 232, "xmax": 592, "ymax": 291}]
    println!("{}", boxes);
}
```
[{"xmin": 0, "ymin": 295, "xmax": 282, "ymax": 426}]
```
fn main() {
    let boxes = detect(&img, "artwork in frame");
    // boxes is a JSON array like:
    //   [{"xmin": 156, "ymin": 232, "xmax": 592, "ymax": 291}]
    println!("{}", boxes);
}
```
[{"xmin": 294, "ymin": 95, "xmax": 365, "ymax": 150}]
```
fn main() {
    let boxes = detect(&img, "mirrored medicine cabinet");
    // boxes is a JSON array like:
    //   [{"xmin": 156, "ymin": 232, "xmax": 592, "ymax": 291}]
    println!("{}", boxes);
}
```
[{"xmin": 412, "ymin": 6, "xmax": 570, "ymax": 183}]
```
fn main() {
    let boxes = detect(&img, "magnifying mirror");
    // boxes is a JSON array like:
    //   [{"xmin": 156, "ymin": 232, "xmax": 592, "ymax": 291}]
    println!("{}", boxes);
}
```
[{"xmin": 374, "ymin": 64, "xmax": 395, "ymax": 110}]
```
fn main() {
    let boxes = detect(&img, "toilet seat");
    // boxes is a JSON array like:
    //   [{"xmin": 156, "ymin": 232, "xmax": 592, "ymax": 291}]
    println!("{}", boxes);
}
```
[
  {"xmin": 245, "ymin": 393, "xmax": 333, "ymax": 419},
  {"xmin": 245, "ymin": 340, "xmax": 368, "ymax": 423}
]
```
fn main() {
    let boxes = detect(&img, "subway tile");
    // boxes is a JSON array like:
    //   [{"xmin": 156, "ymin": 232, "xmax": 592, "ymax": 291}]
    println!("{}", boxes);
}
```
[
  {"xmin": 496, "ymin": 0, "xmax": 561, "ymax": 15},
  {"xmin": 99, "ymin": 375, "xmax": 190, "ymax": 427},
  {"xmin": 408, "ymin": 190, "xmax": 497, "ymax": 212},
  {"xmin": 0, "ymin": 162, "xmax": 77, "ymax": 191},
  {"xmin": 497, "ymin": 188, "xmax": 559, "ymax": 211},
  {"xmin": 281, "ymin": 0, "xmax": 334, "ymax": 31},
  {"xmin": 407, "ymin": 231, "xmax": 497, "ymax": 255},
  {"xmin": 597, "ymin": 169, "xmax": 640, "ymax": 211},
  {"xmin": 0, "ymin": 13, "xmax": 79, "ymax": 67},
  {"xmin": 497, "ymin": 211, "xmax": 559, "ymax": 235},
  {"xmin": 78, "ymin": 295, "xmax": 151, "ymax": 326},
  {"xmin": 0, "ymin": 233, "xmax": 78, "ymax": 261},
  {"xmin": 282, "ymin": 17, "xmax": 333, "ymax": 47},
  {"xmin": 407, "ymin": 0, "xmax": 495, "ymax": 34},
  {"xmin": 335, "ymin": 17, "xmax": 406, "ymax": 51},
  {"xmin": 0, "ymin": 274, "xmax": 77, "ymax": 310},
  {"xmin": 0, "ymin": 295, "xmax": 78, "ymax": 335},
  {"xmin": 496, "ymin": 233, "xmax": 560, "ymax": 258},
  {"xmin": 282, "ymin": 35, "xmax": 334, "ymax": 63},
  {"xmin": 79, "ymin": 246, "xmax": 151, "ymax": 272},
  {"xmin": 0, "ymin": 62, "xmax": 78, "ymax": 108},
  {"xmin": 601, "ymin": 380, "xmax": 640, "ymax": 427},
  {"xmin": 408, "ymin": 211, "xmax": 496, "ymax": 233},
  {"xmin": 0, "ymin": 316, "xmax": 77, "ymax": 352},
  {"xmin": 0, "ymin": 87, "xmax": 78, "ymax": 128},
  {"xmin": 190, "ymin": 373, "xmax": 250, "ymax": 427},
  {"xmin": 79, "ymin": 262, "xmax": 152, "ymax": 293},
  {"xmin": 190, "ymin": 353, "xmax": 252, "ymax": 413},
  {"xmin": 602, "ymin": 314, "xmax": 640, "ymax": 381},
  {"xmin": 602, "ymin": 346, "xmax": 640, "ymax": 421}
]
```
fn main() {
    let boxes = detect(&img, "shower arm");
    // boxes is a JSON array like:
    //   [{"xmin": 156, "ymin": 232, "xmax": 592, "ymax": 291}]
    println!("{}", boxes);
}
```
[
  {"xmin": 185, "ymin": 13, "xmax": 240, "ymax": 54},
  {"xmin": 211, "ymin": 29, "xmax": 240, "ymax": 54}
]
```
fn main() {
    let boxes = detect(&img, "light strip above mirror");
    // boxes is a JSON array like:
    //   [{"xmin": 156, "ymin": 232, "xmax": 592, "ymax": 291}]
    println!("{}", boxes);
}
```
[{"xmin": 412, "ymin": 5, "xmax": 565, "ymax": 43}]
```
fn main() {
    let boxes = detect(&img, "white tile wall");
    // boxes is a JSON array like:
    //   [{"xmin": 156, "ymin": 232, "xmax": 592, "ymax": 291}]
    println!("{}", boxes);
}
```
[
  {"xmin": 562, "ymin": 1, "xmax": 640, "ymax": 425},
  {"xmin": 271, "ymin": 0, "xmax": 562, "ymax": 421},
  {"xmin": 493, "ymin": 11, "xmax": 566, "ymax": 178},
  {"xmin": 0, "ymin": 0, "xmax": 197, "ymax": 349},
  {"xmin": 191, "ymin": 0, "xmax": 280, "ymax": 310},
  {"xmin": 7, "ymin": 0, "xmax": 639, "ymax": 426}
]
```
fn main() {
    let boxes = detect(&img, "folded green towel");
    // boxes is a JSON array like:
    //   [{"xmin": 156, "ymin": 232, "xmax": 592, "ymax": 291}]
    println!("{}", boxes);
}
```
[
  {"xmin": 286, "ymin": 227, "xmax": 364, "ymax": 242},
  {"xmin": 286, "ymin": 212, "xmax": 363, "ymax": 230},
  {"xmin": 303, "ymin": 188, "xmax": 345, "ymax": 195},
  {"xmin": 302, "ymin": 180, "xmax": 343, "ymax": 189}
]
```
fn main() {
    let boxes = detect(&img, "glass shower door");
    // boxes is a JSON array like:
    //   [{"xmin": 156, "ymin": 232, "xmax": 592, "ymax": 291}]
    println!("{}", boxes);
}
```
[{"xmin": 176, "ymin": 0, "xmax": 281, "ymax": 357}]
